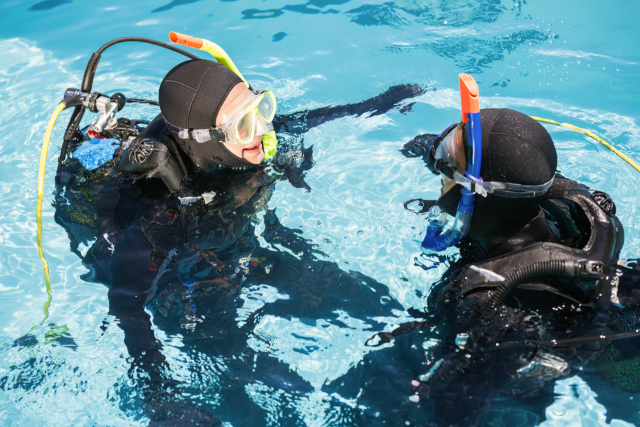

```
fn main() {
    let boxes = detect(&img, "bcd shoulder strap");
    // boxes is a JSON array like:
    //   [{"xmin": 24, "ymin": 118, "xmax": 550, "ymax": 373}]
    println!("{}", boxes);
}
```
[{"xmin": 118, "ymin": 114, "xmax": 186, "ymax": 193}]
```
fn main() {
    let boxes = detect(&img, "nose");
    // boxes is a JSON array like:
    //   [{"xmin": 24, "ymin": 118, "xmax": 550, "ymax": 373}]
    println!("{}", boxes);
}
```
[{"xmin": 256, "ymin": 118, "xmax": 269, "ymax": 137}]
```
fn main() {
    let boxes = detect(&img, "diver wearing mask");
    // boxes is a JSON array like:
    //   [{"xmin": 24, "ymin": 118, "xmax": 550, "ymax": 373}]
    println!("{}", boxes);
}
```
[
  {"xmin": 325, "ymin": 75, "xmax": 640, "ymax": 427},
  {"xmin": 51, "ymin": 34, "xmax": 421, "ymax": 426}
]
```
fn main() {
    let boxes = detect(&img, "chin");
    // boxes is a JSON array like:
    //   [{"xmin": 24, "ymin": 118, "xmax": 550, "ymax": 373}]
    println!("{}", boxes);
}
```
[
  {"xmin": 242, "ymin": 140, "xmax": 264, "ymax": 164},
  {"xmin": 244, "ymin": 151, "xmax": 264, "ymax": 164}
]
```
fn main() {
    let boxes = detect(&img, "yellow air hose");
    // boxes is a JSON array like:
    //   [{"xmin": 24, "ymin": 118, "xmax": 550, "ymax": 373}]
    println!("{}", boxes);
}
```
[
  {"xmin": 531, "ymin": 116, "xmax": 640, "ymax": 174},
  {"xmin": 35, "ymin": 102, "xmax": 65, "ymax": 327}
]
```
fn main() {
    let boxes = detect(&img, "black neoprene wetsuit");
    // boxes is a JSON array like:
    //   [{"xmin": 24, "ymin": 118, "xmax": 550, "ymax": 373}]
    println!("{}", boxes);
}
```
[
  {"xmin": 317, "ymin": 134, "xmax": 640, "ymax": 427},
  {"xmin": 53, "ymin": 84, "xmax": 422, "ymax": 424}
]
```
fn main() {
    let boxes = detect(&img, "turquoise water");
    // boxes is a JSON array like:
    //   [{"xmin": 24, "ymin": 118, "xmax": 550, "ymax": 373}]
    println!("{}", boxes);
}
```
[{"xmin": 1, "ymin": 0, "xmax": 640, "ymax": 425}]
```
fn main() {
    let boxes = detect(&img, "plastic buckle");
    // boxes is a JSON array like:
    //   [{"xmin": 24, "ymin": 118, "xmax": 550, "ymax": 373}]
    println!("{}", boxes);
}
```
[
  {"xmin": 441, "ymin": 163, "xmax": 456, "ymax": 180},
  {"xmin": 464, "ymin": 173, "xmax": 487, "ymax": 197},
  {"xmin": 592, "ymin": 191, "xmax": 616, "ymax": 215}
]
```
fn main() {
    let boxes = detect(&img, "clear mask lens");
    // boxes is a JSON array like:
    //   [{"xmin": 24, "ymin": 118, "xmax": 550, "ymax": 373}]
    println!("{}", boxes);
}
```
[
  {"xmin": 236, "ymin": 110, "xmax": 254, "ymax": 143},
  {"xmin": 435, "ymin": 126, "xmax": 463, "ymax": 171},
  {"xmin": 257, "ymin": 92, "xmax": 276, "ymax": 122}
]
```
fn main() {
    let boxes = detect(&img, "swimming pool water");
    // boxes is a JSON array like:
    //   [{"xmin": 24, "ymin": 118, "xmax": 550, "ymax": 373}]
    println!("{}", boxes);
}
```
[{"xmin": 1, "ymin": 0, "xmax": 640, "ymax": 425}]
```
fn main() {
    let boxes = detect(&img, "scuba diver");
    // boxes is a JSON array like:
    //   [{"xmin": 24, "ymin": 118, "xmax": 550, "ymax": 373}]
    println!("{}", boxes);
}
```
[
  {"xmin": 46, "ymin": 33, "xmax": 423, "ymax": 425},
  {"xmin": 321, "ymin": 74, "xmax": 640, "ymax": 426}
]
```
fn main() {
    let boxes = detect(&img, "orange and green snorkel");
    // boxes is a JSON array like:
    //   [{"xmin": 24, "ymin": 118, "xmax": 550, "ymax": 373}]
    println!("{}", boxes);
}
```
[
  {"xmin": 168, "ymin": 31, "xmax": 278, "ymax": 160},
  {"xmin": 168, "ymin": 32, "xmax": 249, "ymax": 88}
]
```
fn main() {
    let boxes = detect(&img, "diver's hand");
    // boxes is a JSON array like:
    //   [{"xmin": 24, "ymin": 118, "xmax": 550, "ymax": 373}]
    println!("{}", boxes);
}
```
[
  {"xmin": 279, "ymin": 145, "xmax": 314, "ymax": 191},
  {"xmin": 362, "ymin": 83, "xmax": 427, "ymax": 116},
  {"xmin": 401, "ymin": 133, "xmax": 438, "ymax": 161},
  {"xmin": 403, "ymin": 198, "xmax": 438, "ymax": 214}
]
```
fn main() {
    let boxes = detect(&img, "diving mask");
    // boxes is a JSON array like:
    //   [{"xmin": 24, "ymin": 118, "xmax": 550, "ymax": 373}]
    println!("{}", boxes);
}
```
[
  {"xmin": 165, "ymin": 89, "xmax": 276, "ymax": 145},
  {"xmin": 426, "ymin": 121, "xmax": 554, "ymax": 198},
  {"xmin": 427, "ymin": 123, "xmax": 464, "ymax": 180},
  {"xmin": 217, "ymin": 90, "xmax": 277, "ymax": 145}
]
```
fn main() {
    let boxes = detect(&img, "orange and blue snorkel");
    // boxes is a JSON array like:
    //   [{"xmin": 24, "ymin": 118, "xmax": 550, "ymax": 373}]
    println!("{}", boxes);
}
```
[
  {"xmin": 460, "ymin": 74, "xmax": 482, "ymax": 180},
  {"xmin": 421, "ymin": 74, "xmax": 482, "ymax": 252}
]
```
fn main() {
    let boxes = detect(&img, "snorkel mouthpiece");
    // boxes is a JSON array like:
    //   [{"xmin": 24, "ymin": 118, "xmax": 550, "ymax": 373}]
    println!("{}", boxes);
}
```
[
  {"xmin": 262, "ymin": 130, "xmax": 278, "ymax": 160},
  {"xmin": 422, "ymin": 74, "xmax": 482, "ymax": 252}
]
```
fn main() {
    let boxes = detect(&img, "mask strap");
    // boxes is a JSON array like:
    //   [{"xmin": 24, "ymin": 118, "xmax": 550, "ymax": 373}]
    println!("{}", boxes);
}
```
[
  {"xmin": 453, "ymin": 172, "xmax": 554, "ymax": 198},
  {"xmin": 483, "ymin": 177, "xmax": 555, "ymax": 198},
  {"xmin": 163, "ymin": 116, "xmax": 225, "ymax": 143}
]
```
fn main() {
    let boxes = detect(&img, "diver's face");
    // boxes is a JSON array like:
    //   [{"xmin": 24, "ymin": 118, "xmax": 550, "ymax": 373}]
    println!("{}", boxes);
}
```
[
  {"xmin": 438, "ymin": 125, "xmax": 465, "ymax": 197},
  {"xmin": 217, "ymin": 82, "xmax": 265, "ymax": 165}
]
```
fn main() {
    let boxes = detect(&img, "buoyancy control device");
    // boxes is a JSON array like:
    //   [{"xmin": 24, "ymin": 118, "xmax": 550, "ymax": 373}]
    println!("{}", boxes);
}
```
[
  {"xmin": 118, "ymin": 115, "xmax": 187, "ymax": 194},
  {"xmin": 455, "ymin": 176, "xmax": 624, "ymax": 315}
]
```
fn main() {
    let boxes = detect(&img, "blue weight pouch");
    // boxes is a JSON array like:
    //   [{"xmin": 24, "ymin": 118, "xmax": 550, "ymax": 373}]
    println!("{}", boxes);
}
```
[{"xmin": 74, "ymin": 138, "xmax": 120, "ymax": 170}]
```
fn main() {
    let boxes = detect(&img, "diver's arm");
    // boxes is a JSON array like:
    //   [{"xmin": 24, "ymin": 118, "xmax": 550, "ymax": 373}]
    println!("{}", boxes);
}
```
[
  {"xmin": 273, "ymin": 84, "xmax": 426, "ymax": 134},
  {"xmin": 270, "ymin": 85, "xmax": 425, "ymax": 190},
  {"xmin": 262, "ymin": 209, "xmax": 324, "ymax": 257},
  {"xmin": 105, "ymin": 233, "xmax": 174, "ymax": 382},
  {"xmin": 100, "ymin": 200, "xmax": 183, "ymax": 384},
  {"xmin": 399, "ymin": 134, "xmax": 439, "ymax": 215}
]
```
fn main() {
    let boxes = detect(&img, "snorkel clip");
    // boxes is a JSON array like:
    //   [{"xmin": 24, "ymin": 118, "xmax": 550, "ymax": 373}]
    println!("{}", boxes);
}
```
[{"xmin": 453, "ymin": 172, "xmax": 487, "ymax": 197}]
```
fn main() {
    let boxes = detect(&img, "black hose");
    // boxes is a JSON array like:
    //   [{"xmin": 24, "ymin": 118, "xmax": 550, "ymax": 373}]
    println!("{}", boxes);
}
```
[
  {"xmin": 82, "ymin": 38, "xmax": 199, "ymax": 93},
  {"xmin": 59, "ymin": 105, "xmax": 85, "ymax": 163},
  {"xmin": 127, "ymin": 98, "xmax": 160, "ymax": 106},
  {"xmin": 57, "ymin": 95, "xmax": 85, "ymax": 162},
  {"xmin": 462, "ymin": 329, "xmax": 640, "ymax": 355},
  {"xmin": 61, "ymin": 37, "xmax": 199, "ymax": 162},
  {"xmin": 95, "ymin": 37, "xmax": 200, "ymax": 58},
  {"xmin": 81, "ymin": 52, "xmax": 101, "ymax": 93},
  {"xmin": 489, "ymin": 330, "xmax": 640, "ymax": 352},
  {"xmin": 483, "ymin": 259, "xmax": 596, "ymax": 319}
]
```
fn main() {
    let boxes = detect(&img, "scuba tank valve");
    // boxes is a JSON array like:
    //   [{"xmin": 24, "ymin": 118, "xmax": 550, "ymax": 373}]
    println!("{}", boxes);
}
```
[{"xmin": 89, "ymin": 92, "xmax": 126, "ymax": 133}]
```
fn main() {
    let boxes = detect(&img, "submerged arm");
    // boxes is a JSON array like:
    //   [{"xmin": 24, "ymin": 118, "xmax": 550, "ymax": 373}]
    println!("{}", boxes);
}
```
[
  {"xmin": 84, "ymin": 192, "xmax": 183, "ymax": 389},
  {"xmin": 399, "ymin": 133, "xmax": 439, "ymax": 214},
  {"xmin": 273, "ymin": 84, "xmax": 426, "ymax": 134}
]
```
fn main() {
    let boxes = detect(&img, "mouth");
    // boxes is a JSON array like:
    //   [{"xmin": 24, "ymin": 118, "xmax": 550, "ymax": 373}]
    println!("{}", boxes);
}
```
[{"xmin": 242, "ymin": 137, "xmax": 263, "ymax": 156}]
